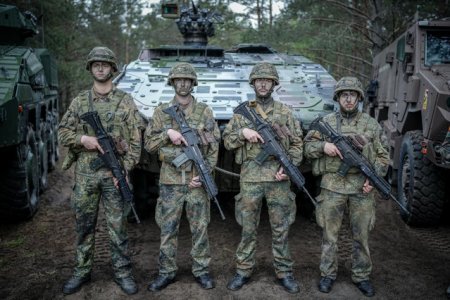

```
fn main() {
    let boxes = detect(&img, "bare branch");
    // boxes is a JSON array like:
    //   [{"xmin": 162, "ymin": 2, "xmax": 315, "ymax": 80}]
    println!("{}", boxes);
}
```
[
  {"xmin": 305, "ymin": 48, "xmax": 373, "ymax": 66},
  {"xmin": 303, "ymin": 17, "xmax": 387, "ymax": 44},
  {"xmin": 315, "ymin": 56, "xmax": 370, "ymax": 80},
  {"xmin": 324, "ymin": 0, "xmax": 370, "ymax": 20}
]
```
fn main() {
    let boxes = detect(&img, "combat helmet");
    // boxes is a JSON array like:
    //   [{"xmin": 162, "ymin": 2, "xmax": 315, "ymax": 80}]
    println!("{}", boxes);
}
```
[
  {"xmin": 167, "ymin": 63, "xmax": 198, "ymax": 86},
  {"xmin": 249, "ymin": 62, "xmax": 279, "ymax": 85},
  {"xmin": 86, "ymin": 47, "xmax": 118, "ymax": 72},
  {"xmin": 333, "ymin": 76, "xmax": 364, "ymax": 101}
]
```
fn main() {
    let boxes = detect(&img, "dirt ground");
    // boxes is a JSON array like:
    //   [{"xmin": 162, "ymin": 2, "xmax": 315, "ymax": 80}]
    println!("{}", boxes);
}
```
[{"xmin": 1, "ymin": 149, "xmax": 450, "ymax": 300}]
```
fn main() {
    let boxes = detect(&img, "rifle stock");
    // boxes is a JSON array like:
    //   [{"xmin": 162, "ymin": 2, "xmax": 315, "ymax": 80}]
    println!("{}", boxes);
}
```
[{"xmin": 80, "ymin": 111, "xmax": 141, "ymax": 223}]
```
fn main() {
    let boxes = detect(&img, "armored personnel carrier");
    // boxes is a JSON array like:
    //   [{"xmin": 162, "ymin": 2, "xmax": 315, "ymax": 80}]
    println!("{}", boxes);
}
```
[
  {"xmin": 115, "ymin": 1, "xmax": 336, "ymax": 210},
  {"xmin": 366, "ymin": 19, "xmax": 450, "ymax": 226},
  {"xmin": 0, "ymin": 4, "xmax": 59, "ymax": 221}
]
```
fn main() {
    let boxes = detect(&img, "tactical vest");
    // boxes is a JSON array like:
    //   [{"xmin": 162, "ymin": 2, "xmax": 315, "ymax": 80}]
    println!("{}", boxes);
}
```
[
  {"xmin": 76, "ymin": 89, "xmax": 131, "ymax": 142},
  {"xmin": 157, "ymin": 100, "xmax": 209, "ymax": 167},
  {"xmin": 311, "ymin": 111, "xmax": 378, "ymax": 176}
]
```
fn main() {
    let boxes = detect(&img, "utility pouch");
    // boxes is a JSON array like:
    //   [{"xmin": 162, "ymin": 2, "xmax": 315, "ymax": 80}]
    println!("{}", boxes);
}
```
[{"xmin": 172, "ymin": 152, "xmax": 190, "ymax": 169}]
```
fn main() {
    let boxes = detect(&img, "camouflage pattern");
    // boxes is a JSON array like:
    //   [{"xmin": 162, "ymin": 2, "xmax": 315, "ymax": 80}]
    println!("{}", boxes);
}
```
[
  {"xmin": 234, "ymin": 181, "xmax": 296, "ymax": 278},
  {"xmin": 304, "ymin": 110, "xmax": 389, "ymax": 283},
  {"xmin": 85, "ymin": 46, "xmax": 118, "ymax": 72},
  {"xmin": 304, "ymin": 111, "xmax": 389, "ymax": 193},
  {"xmin": 155, "ymin": 184, "xmax": 211, "ymax": 277},
  {"xmin": 71, "ymin": 173, "xmax": 132, "ymax": 278},
  {"xmin": 315, "ymin": 188, "xmax": 375, "ymax": 282},
  {"xmin": 58, "ymin": 86, "xmax": 141, "ymax": 279},
  {"xmin": 248, "ymin": 62, "xmax": 280, "ymax": 85},
  {"xmin": 223, "ymin": 97, "xmax": 303, "ymax": 278},
  {"xmin": 167, "ymin": 62, "xmax": 198, "ymax": 86},
  {"xmin": 333, "ymin": 76, "xmax": 364, "ymax": 101},
  {"xmin": 144, "ymin": 97, "xmax": 220, "ymax": 185},
  {"xmin": 144, "ymin": 96, "xmax": 219, "ymax": 277},
  {"xmin": 223, "ymin": 100, "xmax": 303, "ymax": 182},
  {"xmin": 59, "ymin": 87, "xmax": 142, "ymax": 173}
]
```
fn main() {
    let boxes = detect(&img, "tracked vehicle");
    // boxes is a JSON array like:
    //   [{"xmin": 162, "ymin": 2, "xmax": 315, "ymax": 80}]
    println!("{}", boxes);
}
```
[
  {"xmin": 0, "ymin": 4, "xmax": 59, "ymax": 221},
  {"xmin": 366, "ymin": 19, "xmax": 450, "ymax": 226},
  {"xmin": 115, "ymin": 1, "xmax": 336, "ymax": 212}
]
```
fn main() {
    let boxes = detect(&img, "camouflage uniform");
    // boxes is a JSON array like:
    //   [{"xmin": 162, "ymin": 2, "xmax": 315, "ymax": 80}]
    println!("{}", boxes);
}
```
[
  {"xmin": 223, "ymin": 98, "xmax": 303, "ymax": 278},
  {"xmin": 145, "ymin": 97, "xmax": 220, "ymax": 278},
  {"xmin": 304, "ymin": 78, "xmax": 389, "ymax": 283},
  {"xmin": 58, "ymin": 86, "xmax": 141, "ymax": 279}
]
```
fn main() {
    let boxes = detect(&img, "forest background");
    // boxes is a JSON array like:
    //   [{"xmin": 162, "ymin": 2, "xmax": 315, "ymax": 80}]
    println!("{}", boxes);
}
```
[{"xmin": 3, "ymin": 0, "xmax": 449, "ymax": 111}]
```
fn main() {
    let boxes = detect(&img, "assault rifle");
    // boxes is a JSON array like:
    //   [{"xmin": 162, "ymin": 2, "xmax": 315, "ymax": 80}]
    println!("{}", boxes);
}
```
[
  {"xmin": 309, "ymin": 117, "xmax": 408, "ymax": 213},
  {"xmin": 80, "ymin": 111, "xmax": 140, "ymax": 223},
  {"xmin": 233, "ymin": 102, "xmax": 317, "ymax": 207},
  {"xmin": 163, "ymin": 104, "xmax": 226, "ymax": 220}
]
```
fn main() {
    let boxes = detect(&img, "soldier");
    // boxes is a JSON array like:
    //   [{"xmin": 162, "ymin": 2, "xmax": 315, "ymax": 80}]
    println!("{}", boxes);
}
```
[
  {"xmin": 223, "ymin": 62, "xmax": 303, "ymax": 294},
  {"xmin": 304, "ymin": 77, "xmax": 389, "ymax": 297},
  {"xmin": 145, "ymin": 63, "xmax": 220, "ymax": 292},
  {"xmin": 58, "ymin": 47, "xmax": 141, "ymax": 295}
]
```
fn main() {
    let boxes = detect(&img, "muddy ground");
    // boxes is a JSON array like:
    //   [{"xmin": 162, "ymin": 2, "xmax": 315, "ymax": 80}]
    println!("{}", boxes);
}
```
[{"xmin": 1, "ymin": 149, "xmax": 450, "ymax": 300}]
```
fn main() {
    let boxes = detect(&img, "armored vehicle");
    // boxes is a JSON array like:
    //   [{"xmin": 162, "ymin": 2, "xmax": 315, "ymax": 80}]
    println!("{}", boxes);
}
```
[
  {"xmin": 366, "ymin": 19, "xmax": 450, "ymax": 226},
  {"xmin": 0, "ymin": 4, "xmax": 59, "ymax": 221},
  {"xmin": 115, "ymin": 1, "xmax": 336, "ymax": 211}
]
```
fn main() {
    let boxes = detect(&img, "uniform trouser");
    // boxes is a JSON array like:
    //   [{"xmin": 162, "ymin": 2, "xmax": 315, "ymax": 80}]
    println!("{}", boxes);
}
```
[
  {"xmin": 71, "ymin": 173, "xmax": 132, "ymax": 279},
  {"xmin": 155, "ymin": 184, "xmax": 211, "ymax": 277},
  {"xmin": 315, "ymin": 188, "xmax": 376, "ymax": 283},
  {"xmin": 234, "ymin": 181, "xmax": 296, "ymax": 278}
]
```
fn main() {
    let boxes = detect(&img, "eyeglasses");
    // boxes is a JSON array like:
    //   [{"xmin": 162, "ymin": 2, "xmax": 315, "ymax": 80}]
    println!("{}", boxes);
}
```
[
  {"xmin": 339, "ymin": 91, "xmax": 358, "ymax": 101},
  {"xmin": 91, "ymin": 62, "xmax": 111, "ymax": 70}
]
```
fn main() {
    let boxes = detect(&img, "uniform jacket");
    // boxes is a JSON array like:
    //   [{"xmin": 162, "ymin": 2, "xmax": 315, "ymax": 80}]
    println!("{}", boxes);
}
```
[
  {"xmin": 304, "ymin": 111, "xmax": 389, "ymax": 194},
  {"xmin": 58, "ymin": 87, "xmax": 142, "ymax": 175},
  {"xmin": 144, "ymin": 97, "xmax": 220, "ymax": 185},
  {"xmin": 223, "ymin": 99, "xmax": 303, "ymax": 182}
]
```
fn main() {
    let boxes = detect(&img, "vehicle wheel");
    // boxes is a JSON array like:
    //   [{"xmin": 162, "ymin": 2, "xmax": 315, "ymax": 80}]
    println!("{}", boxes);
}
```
[
  {"xmin": 397, "ymin": 130, "xmax": 445, "ymax": 226},
  {"xmin": 46, "ymin": 120, "xmax": 57, "ymax": 170},
  {"xmin": 0, "ymin": 128, "xmax": 40, "ymax": 221},
  {"xmin": 39, "ymin": 121, "xmax": 49, "ymax": 192}
]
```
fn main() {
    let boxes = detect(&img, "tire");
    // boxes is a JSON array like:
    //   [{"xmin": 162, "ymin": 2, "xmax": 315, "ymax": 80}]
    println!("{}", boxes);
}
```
[
  {"xmin": 0, "ymin": 128, "xmax": 40, "ymax": 221},
  {"xmin": 46, "ymin": 120, "xmax": 57, "ymax": 170},
  {"xmin": 39, "ymin": 121, "xmax": 49, "ymax": 192},
  {"xmin": 397, "ymin": 130, "xmax": 445, "ymax": 226}
]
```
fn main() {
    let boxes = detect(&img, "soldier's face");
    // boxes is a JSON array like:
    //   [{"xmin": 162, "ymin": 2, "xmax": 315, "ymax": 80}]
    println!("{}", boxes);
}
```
[
  {"xmin": 254, "ymin": 78, "xmax": 274, "ymax": 97},
  {"xmin": 338, "ymin": 90, "xmax": 359, "ymax": 112},
  {"xmin": 173, "ymin": 78, "xmax": 193, "ymax": 97},
  {"xmin": 91, "ymin": 62, "xmax": 112, "ymax": 82}
]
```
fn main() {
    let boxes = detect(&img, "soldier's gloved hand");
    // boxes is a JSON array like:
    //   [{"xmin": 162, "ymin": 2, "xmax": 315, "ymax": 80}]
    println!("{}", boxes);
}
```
[
  {"xmin": 275, "ymin": 166, "xmax": 288, "ymax": 181},
  {"xmin": 81, "ymin": 135, "xmax": 104, "ymax": 154},
  {"xmin": 362, "ymin": 178, "xmax": 374, "ymax": 194},
  {"xmin": 168, "ymin": 129, "xmax": 188, "ymax": 146},
  {"xmin": 189, "ymin": 176, "xmax": 202, "ymax": 188},
  {"xmin": 324, "ymin": 142, "xmax": 342, "ymax": 159},
  {"xmin": 242, "ymin": 128, "xmax": 264, "ymax": 143}
]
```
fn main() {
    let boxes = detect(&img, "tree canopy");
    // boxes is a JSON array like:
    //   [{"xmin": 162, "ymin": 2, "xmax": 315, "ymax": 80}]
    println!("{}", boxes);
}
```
[{"xmin": 3, "ymin": 0, "xmax": 448, "ymax": 111}]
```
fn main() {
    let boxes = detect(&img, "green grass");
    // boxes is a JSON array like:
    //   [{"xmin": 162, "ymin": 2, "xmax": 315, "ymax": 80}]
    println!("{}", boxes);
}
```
[{"xmin": 2, "ymin": 235, "xmax": 25, "ymax": 248}]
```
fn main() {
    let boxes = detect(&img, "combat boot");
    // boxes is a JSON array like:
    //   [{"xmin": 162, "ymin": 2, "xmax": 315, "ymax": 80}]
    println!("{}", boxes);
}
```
[
  {"xmin": 227, "ymin": 273, "xmax": 250, "ymax": 291},
  {"xmin": 194, "ymin": 273, "xmax": 215, "ymax": 289},
  {"xmin": 318, "ymin": 276, "xmax": 335, "ymax": 293},
  {"xmin": 277, "ymin": 275, "xmax": 300, "ymax": 294},
  {"xmin": 354, "ymin": 280, "xmax": 375, "ymax": 297},
  {"xmin": 62, "ymin": 274, "xmax": 91, "ymax": 295},
  {"xmin": 148, "ymin": 274, "xmax": 175, "ymax": 292},
  {"xmin": 114, "ymin": 276, "xmax": 138, "ymax": 295}
]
